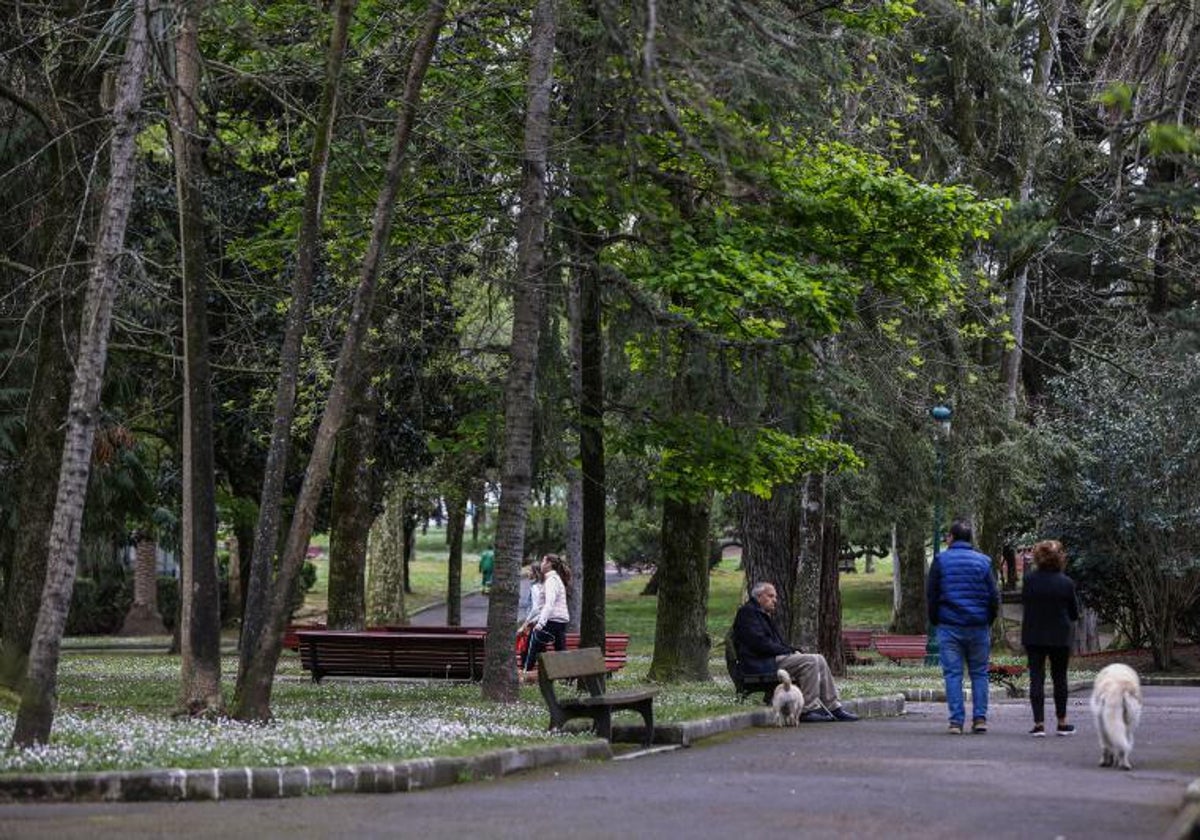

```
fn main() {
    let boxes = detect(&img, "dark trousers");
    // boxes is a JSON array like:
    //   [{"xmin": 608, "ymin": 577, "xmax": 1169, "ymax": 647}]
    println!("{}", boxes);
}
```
[
  {"xmin": 1026, "ymin": 644, "xmax": 1071, "ymax": 723},
  {"xmin": 524, "ymin": 620, "xmax": 567, "ymax": 671}
]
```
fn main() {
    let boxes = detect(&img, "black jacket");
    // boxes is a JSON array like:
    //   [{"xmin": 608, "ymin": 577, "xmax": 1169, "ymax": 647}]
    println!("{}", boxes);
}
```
[
  {"xmin": 1021, "ymin": 569, "xmax": 1079, "ymax": 648},
  {"xmin": 732, "ymin": 599, "xmax": 794, "ymax": 675}
]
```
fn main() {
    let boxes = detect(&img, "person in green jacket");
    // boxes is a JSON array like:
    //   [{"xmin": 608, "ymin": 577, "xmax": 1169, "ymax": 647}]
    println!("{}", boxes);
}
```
[{"xmin": 479, "ymin": 546, "xmax": 495, "ymax": 594}]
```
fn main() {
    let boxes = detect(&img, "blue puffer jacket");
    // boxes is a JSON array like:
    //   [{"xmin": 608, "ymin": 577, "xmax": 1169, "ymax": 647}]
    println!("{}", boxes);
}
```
[{"xmin": 926, "ymin": 540, "xmax": 999, "ymax": 628}]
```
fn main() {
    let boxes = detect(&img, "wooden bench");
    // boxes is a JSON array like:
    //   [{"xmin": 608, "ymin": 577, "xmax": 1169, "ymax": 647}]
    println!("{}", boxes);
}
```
[
  {"xmin": 842, "ymin": 629, "xmax": 875, "ymax": 664},
  {"xmin": 284, "ymin": 623, "xmax": 487, "ymax": 651},
  {"xmin": 537, "ymin": 648, "xmax": 658, "ymax": 746},
  {"xmin": 987, "ymin": 663, "xmax": 1027, "ymax": 697},
  {"xmin": 297, "ymin": 631, "xmax": 487, "ymax": 682},
  {"xmin": 873, "ymin": 634, "xmax": 930, "ymax": 663}
]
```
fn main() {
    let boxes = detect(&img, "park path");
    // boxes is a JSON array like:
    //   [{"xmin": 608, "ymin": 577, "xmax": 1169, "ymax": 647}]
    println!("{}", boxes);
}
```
[
  {"xmin": 409, "ymin": 562, "xmax": 635, "ymax": 627},
  {"xmin": 2, "ymin": 685, "xmax": 1198, "ymax": 839}
]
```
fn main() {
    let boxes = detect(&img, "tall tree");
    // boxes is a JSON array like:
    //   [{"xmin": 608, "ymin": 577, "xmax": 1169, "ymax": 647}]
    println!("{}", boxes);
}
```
[
  {"xmin": 171, "ymin": 0, "xmax": 222, "ymax": 716},
  {"xmin": 234, "ymin": 0, "xmax": 447, "ymax": 721},
  {"xmin": 11, "ymin": 0, "xmax": 151, "ymax": 747},
  {"xmin": 237, "ymin": 0, "xmax": 358, "ymax": 687},
  {"xmin": 481, "ymin": 0, "xmax": 557, "ymax": 702},
  {"xmin": 0, "ymin": 0, "xmax": 102, "ymax": 692}
]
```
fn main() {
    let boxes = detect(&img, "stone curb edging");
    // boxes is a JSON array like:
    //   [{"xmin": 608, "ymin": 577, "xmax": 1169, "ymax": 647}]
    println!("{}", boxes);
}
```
[
  {"xmin": 0, "ymin": 695, "xmax": 906, "ymax": 804},
  {"xmin": 0, "ymin": 740, "xmax": 611, "ymax": 804}
]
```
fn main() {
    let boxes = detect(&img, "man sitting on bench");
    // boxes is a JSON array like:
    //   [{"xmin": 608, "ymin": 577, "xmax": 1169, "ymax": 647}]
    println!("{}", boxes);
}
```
[{"xmin": 733, "ymin": 581, "xmax": 858, "ymax": 722}]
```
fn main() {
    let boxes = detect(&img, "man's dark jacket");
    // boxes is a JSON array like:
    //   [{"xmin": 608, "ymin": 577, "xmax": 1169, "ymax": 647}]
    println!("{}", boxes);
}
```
[{"xmin": 732, "ymin": 599, "xmax": 793, "ymax": 675}]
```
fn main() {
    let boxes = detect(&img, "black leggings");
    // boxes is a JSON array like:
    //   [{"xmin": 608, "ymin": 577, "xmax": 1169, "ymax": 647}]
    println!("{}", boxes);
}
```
[
  {"xmin": 524, "ymin": 620, "xmax": 567, "ymax": 671},
  {"xmin": 1026, "ymin": 644, "xmax": 1071, "ymax": 723}
]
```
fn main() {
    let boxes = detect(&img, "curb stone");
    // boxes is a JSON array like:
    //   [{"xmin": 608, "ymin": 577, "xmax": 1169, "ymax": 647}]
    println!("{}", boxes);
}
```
[
  {"xmin": 0, "ymin": 741, "xmax": 611, "ymax": 804},
  {"xmin": 0, "ymin": 695, "xmax": 906, "ymax": 804}
]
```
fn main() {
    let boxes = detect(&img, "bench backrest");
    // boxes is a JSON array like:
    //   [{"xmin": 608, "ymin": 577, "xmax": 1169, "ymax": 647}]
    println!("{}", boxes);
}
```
[
  {"xmin": 297, "ymin": 631, "xmax": 486, "ymax": 680},
  {"xmin": 539, "ymin": 647, "xmax": 606, "ymax": 681}
]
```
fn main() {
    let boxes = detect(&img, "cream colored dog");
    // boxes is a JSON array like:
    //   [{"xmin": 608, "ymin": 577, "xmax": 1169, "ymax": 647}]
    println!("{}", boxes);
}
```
[
  {"xmin": 771, "ymin": 668, "xmax": 804, "ymax": 726},
  {"xmin": 1090, "ymin": 663, "xmax": 1143, "ymax": 771}
]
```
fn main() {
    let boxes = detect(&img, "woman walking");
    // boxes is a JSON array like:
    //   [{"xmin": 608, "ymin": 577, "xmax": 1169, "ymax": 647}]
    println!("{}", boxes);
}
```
[
  {"xmin": 525, "ymin": 554, "xmax": 570, "ymax": 672},
  {"xmin": 1021, "ymin": 539, "xmax": 1080, "ymax": 736}
]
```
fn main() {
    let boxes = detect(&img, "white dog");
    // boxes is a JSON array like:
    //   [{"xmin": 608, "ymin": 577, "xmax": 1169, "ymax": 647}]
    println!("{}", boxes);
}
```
[
  {"xmin": 1090, "ymin": 663, "xmax": 1143, "ymax": 771},
  {"xmin": 771, "ymin": 668, "xmax": 805, "ymax": 726}
]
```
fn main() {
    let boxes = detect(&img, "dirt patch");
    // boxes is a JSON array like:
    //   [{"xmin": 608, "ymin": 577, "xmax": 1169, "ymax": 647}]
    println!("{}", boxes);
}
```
[{"xmin": 1073, "ymin": 643, "xmax": 1200, "ymax": 676}]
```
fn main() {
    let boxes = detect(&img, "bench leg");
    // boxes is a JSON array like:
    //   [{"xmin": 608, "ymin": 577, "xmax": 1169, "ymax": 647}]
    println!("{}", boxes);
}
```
[
  {"xmin": 593, "ymin": 709, "xmax": 612, "ymax": 742},
  {"xmin": 637, "ymin": 701, "xmax": 654, "ymax": 747}
]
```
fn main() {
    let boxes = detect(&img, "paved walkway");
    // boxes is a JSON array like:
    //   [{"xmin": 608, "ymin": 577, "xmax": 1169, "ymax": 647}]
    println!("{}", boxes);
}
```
[
  {"xmin": 2, "ymin": 686, "xmax": 1198, "ymax": 838},
  {"xmin": 410, "ymin": 564, "xmax": 633, "ymax": 627}
]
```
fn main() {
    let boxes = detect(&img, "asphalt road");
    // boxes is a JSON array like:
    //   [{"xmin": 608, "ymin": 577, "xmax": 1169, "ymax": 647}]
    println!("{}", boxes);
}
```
[{"xmin": 2, "ymin": 685, "xmax": 1197, "ymax": 839}]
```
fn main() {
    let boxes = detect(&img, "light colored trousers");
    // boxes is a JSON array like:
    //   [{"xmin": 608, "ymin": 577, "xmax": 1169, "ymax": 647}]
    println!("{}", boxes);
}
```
[{"xmin": 775, "ymin": 652, "xmax": 842, "ymax": 712}]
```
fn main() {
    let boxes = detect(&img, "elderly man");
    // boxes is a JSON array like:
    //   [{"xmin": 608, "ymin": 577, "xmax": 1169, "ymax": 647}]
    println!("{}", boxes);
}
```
[{"xmin": 732, "ymin": 581, "xmax": 858, "ymax": 722}]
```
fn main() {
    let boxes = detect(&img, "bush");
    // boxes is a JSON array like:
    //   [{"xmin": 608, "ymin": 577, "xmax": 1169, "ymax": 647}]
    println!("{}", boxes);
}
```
[
  {"xmin": 607, "ymin": 512, "xmax": 660, "ymax": 572},
  {"xmin": 1067, "ymin": 551, "xmax": 1146, "ymax": 648},
  {"xmin": 67, "ymin": 568, "xmax": 132, "ymax": 635}
]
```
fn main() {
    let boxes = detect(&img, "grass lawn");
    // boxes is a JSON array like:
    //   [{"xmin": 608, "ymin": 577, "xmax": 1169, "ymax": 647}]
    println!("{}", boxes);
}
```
[{"xmin": 0, "ymin": 537, "xmax": 1105, "ymax": 775}]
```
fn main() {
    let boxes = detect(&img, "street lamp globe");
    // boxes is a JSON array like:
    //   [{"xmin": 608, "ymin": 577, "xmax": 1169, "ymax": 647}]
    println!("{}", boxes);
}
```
[{"xmin": 930, "ymin": 404, "xmax": 953, "ymax": 436}]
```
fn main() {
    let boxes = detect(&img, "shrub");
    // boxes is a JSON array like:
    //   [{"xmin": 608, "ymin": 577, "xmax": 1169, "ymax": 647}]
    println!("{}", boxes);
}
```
[{"xmin": 67, "ymin": 568, "xmax": 132, "ymax": 635}]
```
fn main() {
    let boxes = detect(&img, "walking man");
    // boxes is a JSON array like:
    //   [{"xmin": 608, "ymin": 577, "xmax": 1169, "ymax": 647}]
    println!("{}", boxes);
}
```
[{"xmin": 926, "ymin": 518, "xmax": 1000, "ymax": 734}]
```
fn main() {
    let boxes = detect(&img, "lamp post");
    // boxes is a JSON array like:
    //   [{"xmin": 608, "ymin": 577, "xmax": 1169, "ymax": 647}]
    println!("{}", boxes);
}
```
[{"xmin": 926, "ymin": 404, "xmax": 953, "ymax": 665}]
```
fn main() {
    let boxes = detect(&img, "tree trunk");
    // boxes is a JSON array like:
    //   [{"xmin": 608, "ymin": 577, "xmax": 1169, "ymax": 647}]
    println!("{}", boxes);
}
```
[
  {"xmin": 0, "ymin": 0, "xmax": 100, "ymax": 694},
  {"xmin": 403, "ymin": 501, "xmax": 417, "ymax": 594},
  {"xmin": 736, "ymin": 486, "xmax": 801, "ymax": 635},
  {"xmin": 226, "ymin": 535, "xmax": 242, "ymax": 626},
  {"xmin": 1072, "ymin": 605, "xmax": 1100, "ymax": 655},
  {"xmin": 891, "ymin": 517, "xmax": 928, "ymax": 634},
  {"xmin": 480, "ymin": 0, "xmax": 556, "ymax": 703},
  {"xmin": 445, "ymin": 492, "xmax": 466, "ymax": 626},
  {"xmin": 327, "ymin": 382, "xmax": 378, "ymax": 630},
  {"xmin": 119, "ymin": 536, "xmax": 166, "ymax": 636},
  {"xmin": 172, "ymin": 0, "xmax": 222, "ymax": 716},
  {"xmin": 794, "ymin": 473, "xmax": 825, "ymax": 650},
  {"xmin": 564, "ymin": 16, "xmax": 608, "ymax": 648},
  {"xmin": 578, "ymin": 245, "xmax": 607, "ymax": 650},
  {"xmin": 0, "ymin": 291, "xmax": 78, "ymax": 690},
  {"xmin": 238, "ymin": 0, "xmax": 358, "ymax": 708},
  {"xmin": 817, "ymin": 495, "xmax": 846, "ymax": 675},
  {"xmin": 11, "ymin": 0, "xmax": 151, "ymax": 747},
  {"xmin": 234, "ymin": 0, "xmax": 445, "ymax": 721},
  {"xmin": 891, "ymin": 522, "xmax": 901, "ymax": 614},
  {"xmin": 366, "ymin": 482, "xmax": 406, "ymax": 625},
  {"xmin": 1001, "ymin": 0, "xmax": 1062, "ymax": 418},
  {"xmin": 648, "ymin": 494, "xmax": 712, "ymax": 682}
]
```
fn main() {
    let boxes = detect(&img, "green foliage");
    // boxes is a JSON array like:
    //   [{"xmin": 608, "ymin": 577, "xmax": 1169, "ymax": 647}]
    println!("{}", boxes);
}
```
[
  {"xmin": 631, "ymin": 412, "xmax": 862, "ymax": 502},
  {"xmin": 1036, "ymin": 333, "xmax": 1200, "ymax": 643},
  {"xmin": 1096, "ymin": 82, "xmax": 1135, "ymax": 116},
  {"xmin": 606, "ymin": 508, "xmax": 661, "ymax": 572},
  {"xmin": 1146, "ymin": 122, "xmax": 1200, "ymax": 156}
]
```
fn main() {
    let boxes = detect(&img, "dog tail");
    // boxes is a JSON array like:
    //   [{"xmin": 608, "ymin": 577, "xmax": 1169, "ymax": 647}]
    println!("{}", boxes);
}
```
[
  {"xmin": 776, "ymin": 668, "xmax": 792, "ymax": 689},
  {"xmin": 1122, "ymin": 690, "xmax": 1142, "ymax": 731},
  {"xmin": 1100, "ymin": 694, "xmax": 1133, "ymax": 756}
]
